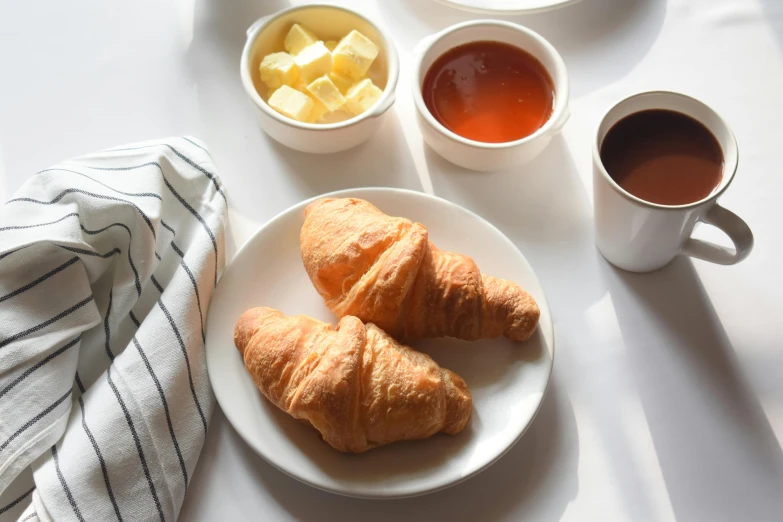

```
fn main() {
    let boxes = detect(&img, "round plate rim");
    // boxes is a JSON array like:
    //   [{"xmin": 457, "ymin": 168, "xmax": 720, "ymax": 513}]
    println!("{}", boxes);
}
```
[
  {"xmin": 432, "ymin": 0, "xmax": 582, "ymax": 15},
  {"xmin": 206, "ymin": 187, "xmax": 555, "ymax": 499}
]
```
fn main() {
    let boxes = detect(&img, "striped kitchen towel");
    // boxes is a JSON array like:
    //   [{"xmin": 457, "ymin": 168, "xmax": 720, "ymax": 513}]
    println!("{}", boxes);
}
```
[{"xmin": 0, "ymin": 137, "xmax": 227, "ymax": 522}]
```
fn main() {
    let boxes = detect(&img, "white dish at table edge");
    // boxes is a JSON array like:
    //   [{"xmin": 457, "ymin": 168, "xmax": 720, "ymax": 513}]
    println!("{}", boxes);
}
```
[
  {"xmin": 434, "ymin": 0, "xmax": 582, "ymax": 15},
  {"xmin": 205, "ymin": 188, "xmax": 555, "ymax": 499}
]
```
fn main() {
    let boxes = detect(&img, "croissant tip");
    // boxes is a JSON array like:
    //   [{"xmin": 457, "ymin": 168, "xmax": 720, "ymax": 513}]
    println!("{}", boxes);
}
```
[{"xmin": 234, "ymin": 307, "xmax": 278, "ymax": 356}]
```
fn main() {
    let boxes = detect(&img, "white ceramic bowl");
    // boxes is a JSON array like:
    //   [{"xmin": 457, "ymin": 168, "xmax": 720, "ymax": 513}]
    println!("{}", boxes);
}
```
[
  {"xmin": 411, "ymin": 21, "xmax": 569, "ymax": 171},
  {"xmin": 241, "ymin": 5, "xmax": 400, "ymax": 154}
]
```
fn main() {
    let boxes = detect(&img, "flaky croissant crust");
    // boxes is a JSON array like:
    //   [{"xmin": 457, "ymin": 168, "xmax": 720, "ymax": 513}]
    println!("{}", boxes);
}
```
[
  {"xmin": 234, "ymin": 307, "xmax": 472, "ymax": 453},
  {"xmin": 300, "ymin": 197, "xmax": 540, "ymax": 342}
]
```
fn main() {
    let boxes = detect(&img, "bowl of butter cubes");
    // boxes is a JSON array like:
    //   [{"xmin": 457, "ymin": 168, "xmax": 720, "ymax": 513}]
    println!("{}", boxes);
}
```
[{"xmin": 241, "ymin": 4, "xmax": 399, "ymax": 154}]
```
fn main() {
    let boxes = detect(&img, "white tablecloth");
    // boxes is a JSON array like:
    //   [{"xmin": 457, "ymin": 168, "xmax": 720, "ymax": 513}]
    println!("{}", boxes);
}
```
[{"xmin": 1, "ymin": 0, "xmax": 782, "ymax": 520}]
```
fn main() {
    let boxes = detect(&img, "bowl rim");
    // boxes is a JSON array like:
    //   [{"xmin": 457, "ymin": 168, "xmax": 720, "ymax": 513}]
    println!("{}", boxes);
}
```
[
  {"xmin": 240, "ymin": 4, "xmax": 400, "ymax": 131},
  {"xmin": 411, "ymin": 20, "xmax": 570, "ymax": 150}
]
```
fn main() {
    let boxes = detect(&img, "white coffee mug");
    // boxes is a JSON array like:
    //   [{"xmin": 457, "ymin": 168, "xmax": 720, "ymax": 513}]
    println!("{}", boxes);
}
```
[{"xmin": 593, "ymin": 91, "xmax": 753, "ymax": 273}]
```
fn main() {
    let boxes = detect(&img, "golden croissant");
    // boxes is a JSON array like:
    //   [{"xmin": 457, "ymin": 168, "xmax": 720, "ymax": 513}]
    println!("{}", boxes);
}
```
[
  {"xmin": 234, "ymin": 307, "xmax": 472, "ymax": 453},
  {"xmin": 300, "ymin": 197, "xmax": 540, "ymax": 342}
]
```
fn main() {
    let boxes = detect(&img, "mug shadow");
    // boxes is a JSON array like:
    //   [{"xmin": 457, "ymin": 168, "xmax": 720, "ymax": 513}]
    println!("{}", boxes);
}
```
[
  {"xmin": 377, "ymin": 0, "xmax": 667, "ymax": 97},
  {"xmin": 602, "ymin": 255, "xmax": 783, "ymax": 520},
  {"xmin": 425, "ymin": 134, "xmax": 606, "ymax": 321},
  {"xmin": 209, "ymin": 379, "xmax": 578, "ymax": 522}
]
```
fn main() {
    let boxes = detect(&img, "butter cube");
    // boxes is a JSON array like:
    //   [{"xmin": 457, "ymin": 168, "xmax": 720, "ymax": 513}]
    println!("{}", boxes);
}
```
[
  {"xmin": 284, "ymin": 24, "xmax": 318, "ymax": 55},
  {"xmin": 259, "ymin": 52, "xmax": 299, "ymax": 90},
  {"xmin": 306, "ymin": 76, "xmax": 346, "ymax": 112},
  {"xmin": 344, "ymin": 79, "xmax": 383, "ymax": 115},
  {"xmin": 308, "ymin": 100, "xmax": 330, "ymax": 123},
  {"xmin": 328, "ymin": 71, "xmax": 354, "ymax": 94},
  {"xmin": 332, "ymin": 30, "xmax": 379, "ymax": 80},
  {"xmin": 320, "ymin": 110, "xmax": 353, "ymax": 124},
  {"xmin": 268, "ymin": 85, "xmax": 313, "ymax": 122},
  {"xmin": 325, "ymin": 40, "xmax": 339, "ymax": 52},
  {"xmin": 295, "ymin": 41, "xmax": 333, "ymax": 84},
  {"xmin": 292, "ymin": 78, "xmax": 309, "ymax": 94}
]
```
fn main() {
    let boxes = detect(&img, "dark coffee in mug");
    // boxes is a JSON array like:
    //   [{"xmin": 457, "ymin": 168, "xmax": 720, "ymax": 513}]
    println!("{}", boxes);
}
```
[{"xmin": 600, "ymin": 109, "xmax": 724, "ymax": 206}]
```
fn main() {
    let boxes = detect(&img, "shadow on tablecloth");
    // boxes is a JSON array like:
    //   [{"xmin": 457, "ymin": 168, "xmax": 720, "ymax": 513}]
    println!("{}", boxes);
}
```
[
  {"xmin": 602, "ymin": 256, "xmax": 783, "ymax": 520},
  {"xmin": 186, "ymin": 377, "xmax": 578, "ymax": 522}
]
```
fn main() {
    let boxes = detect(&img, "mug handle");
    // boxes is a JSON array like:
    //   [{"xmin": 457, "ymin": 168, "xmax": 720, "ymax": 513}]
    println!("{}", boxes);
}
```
[{"xmin": 681, "ymin": 203, "xmax": 754, "ymax": 265}]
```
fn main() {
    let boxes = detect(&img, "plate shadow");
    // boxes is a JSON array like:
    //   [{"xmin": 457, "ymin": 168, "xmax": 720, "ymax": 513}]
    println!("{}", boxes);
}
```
[
  {"xmin": 197, "ymin": 379, "xmax": 578, "ymax": 522},
  {"xmin": 425, "ymin": 134, "xmax": 605, "ymax": 324}
]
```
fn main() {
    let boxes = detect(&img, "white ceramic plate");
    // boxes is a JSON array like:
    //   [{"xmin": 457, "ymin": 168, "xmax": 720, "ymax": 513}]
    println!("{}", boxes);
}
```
[
  {"xmin": 205, "ymin": 188, "xmax": 554, "ymax": 498},
  {"xmin": 433, "ymin": 0, "xmax": 582, "ymax": 15}
]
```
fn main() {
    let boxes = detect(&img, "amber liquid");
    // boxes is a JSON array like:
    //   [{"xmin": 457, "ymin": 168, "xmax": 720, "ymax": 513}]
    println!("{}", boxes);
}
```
[
  {"xmin": 422, "ymin": 41, "xmax": 555, "ymax": 143},
  {"xmin": 600, "ymin": 110, "xmax": 724, "ymax": 206}
]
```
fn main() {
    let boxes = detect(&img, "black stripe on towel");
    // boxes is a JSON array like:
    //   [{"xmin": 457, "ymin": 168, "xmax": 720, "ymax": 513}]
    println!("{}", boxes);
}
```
[
  {"xmin": 160, "ymin": 176, "xmax": 219, "ymax": 288},
  {"xmin": 102, "ymin": 140, "xmax": 223, "ymax": 200},
  {"xmin": 0, "ymin": 256, "xmax": 79, "ymax": 304},
  {"xmin": 182, "ymin": 137, "xmax": 211, "ymax": 156},
  {"xmin": 7, "ymin": 188, "xmax": 156, "ymax": 239},
  {"xmin": 150, "ymin": 275, "xmax": 208, "ymax": 434},
  {"xmin": 133, "ymin": 337, "xmax": 189, "ymax": 489},
  {"xmin": 74, "ymin": 372, "xmax": 86, "ymax": 394},
  {"xmin": 0, "ymin": 212, "xmax": 78, "ymax": 233},
  {"xmin": 77, "ymin": 389, "xmax": 123, "ymax": 521},
  {"xmin": 72, "ymin": 162, "xmax": 219, "ymax": 288},
  {"xmin": 106, "ymin": 366, "xmax": 166, "ymax": 522},
  {"xmin": 59, "ymin": 245, "xmax": 121, "ymax": 258},
  {"xmin": 150, "ymin": 274, "xmax": 164, "ymax": 294},
  {"xmin": 171, "ymin": 241, "xmax": 205, "ymax": 343},
  {"xmin": 104, "ymin": 288, "xmax": 114, "ymax": 361},
  {"xmin": 0, "ymin": 390, "xmax": 72, "ymax": 453},
  {"xmin": 0, "ymin": 248, "xmax": 24, "ymax": 262},
  {"xmin": 0, "ymin": 211, "xmax": 152, "ymax": 297},
  {"xmin": 160, "ymin": 220, "xmax": 176, "ymax": 235},
  {"xmin": 78, "ymin": 220, "xmax": 153, "ymax": 296},
  {"xmin": 164, "ymin": 145, "xmax": 226, "ymax": 202},
  {"xmin": 0, "ymin": 296, "xmax": 93, "ymax": 349},
  {"xmin": 38, "ymin": 168, "xmax": 162, "ymax": 200},
  {"xmin": 0, "ymin": 486, "xmax": 35, "ymax": 515},
  {"xmin": 52, "ymin": 444, "xmax": 86, "ymax": 522},
  {"xmin": 129, "ymin": 311, "xmax": 141, "ymax": 328},
  {"xmin": 0, "ymin": 336, "xmax": 81, "ymax": 399}
]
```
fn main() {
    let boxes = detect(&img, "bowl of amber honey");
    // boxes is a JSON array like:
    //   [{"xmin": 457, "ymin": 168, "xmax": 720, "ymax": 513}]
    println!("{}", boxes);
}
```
[
  {"xmin": 241, "ymin": 4, "xmax": 399, "ymax": 154},
  {"xmin": 412, "ymin": 21, "xmax": 569, "ymax": 171}
]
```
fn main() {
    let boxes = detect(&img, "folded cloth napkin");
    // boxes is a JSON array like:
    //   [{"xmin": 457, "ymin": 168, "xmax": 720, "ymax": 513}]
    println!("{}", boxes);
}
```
[{"xmin": 0, "ymin": 137, "xmax": 227, "ymax": 522}]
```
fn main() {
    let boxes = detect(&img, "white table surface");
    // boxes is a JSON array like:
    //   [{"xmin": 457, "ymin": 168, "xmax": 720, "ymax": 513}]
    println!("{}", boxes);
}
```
[{"xmin": 2, "ymin": 0, "xmax": 783, "ymax": 520}]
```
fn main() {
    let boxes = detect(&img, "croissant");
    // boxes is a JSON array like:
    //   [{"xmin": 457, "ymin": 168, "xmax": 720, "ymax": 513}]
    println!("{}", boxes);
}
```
[
  {"xmin": 234, "ymin": 307, "xmax": 472, "ymax": 453},
  {"xmin": 300, "ymin": 197, "xmax": 540, "ymax": 342}
]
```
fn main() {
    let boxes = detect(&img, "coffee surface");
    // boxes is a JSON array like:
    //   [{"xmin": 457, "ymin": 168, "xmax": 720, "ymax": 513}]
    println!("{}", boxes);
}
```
[{"xmin": 600, "ymin": 109, "xmax": 724, "ymax": 206}]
